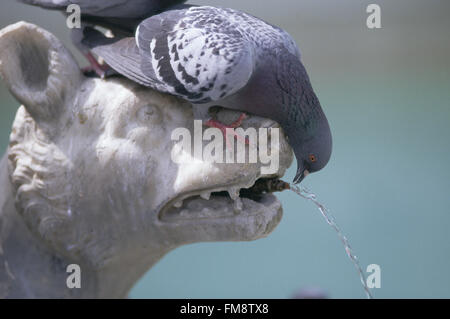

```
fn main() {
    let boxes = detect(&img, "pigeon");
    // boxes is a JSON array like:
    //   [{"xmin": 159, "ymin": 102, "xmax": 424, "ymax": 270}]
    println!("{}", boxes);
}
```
[
  {"xmin": 17, "ymin": 0, "xmax": 188, "ymax": 76},
  {"xmin": 83, "ymin": 5, "xmax": 333, "ymax": 184},
  {"xmin": 17, "ymin": 0, "xmax": 187, "ymax": 18}
]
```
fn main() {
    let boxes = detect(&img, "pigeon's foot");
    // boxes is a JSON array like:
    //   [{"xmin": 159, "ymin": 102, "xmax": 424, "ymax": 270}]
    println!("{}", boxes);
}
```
[
  {"xmin": 82, "ymin": 52, "xmax": 112, "ymax": 79},
  {"xmin": 204, "ymin": 113, "xmax": 249, "ymax": 149}
]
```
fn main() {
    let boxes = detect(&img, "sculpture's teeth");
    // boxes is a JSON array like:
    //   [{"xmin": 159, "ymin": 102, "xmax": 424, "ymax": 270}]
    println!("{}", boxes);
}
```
[
  {"xmin": 179, "ymin": 209, "xmax": 189, "ymax": 217},
  {"xmin": 228, "ymin": 187, "xmax": 240, "ymax": 201},
  {"xmin": 227, "ymin": 186, "xmax": 242, "ymax": 214},
  {"xmin": 200, "ymin": 192, "xmax": 211, "ymax": 200},
  {"xmin": 174, "ymin": 200, "xmax": 183, "ymax": 208},
  {"xmin": 233, "ymin": 197, "xmax": 243, "ymax": 214}
]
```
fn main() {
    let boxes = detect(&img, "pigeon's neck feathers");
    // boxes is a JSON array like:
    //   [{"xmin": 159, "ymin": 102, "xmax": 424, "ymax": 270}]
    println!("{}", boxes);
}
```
[{"xmin": 275, "ymin": 54, "xmax": 325, "ymax": 134}]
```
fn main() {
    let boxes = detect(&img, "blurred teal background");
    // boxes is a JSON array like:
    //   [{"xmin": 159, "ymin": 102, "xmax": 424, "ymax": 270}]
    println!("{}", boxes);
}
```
[{"xmin": 1, "ymin": 0, "xmax": 449, "ymax": 298}]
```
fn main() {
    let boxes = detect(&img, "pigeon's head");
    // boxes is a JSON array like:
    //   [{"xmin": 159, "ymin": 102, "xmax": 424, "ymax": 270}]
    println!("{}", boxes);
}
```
[{"xmin": 293, "ymin": 109, "xmax": 332, "ymax": 184}]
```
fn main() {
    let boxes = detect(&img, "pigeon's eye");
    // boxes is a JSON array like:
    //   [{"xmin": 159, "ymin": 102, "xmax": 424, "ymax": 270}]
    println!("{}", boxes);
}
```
[{"xmin": 309, "ymin": 154, "xmax": 317, "ymax": 163}]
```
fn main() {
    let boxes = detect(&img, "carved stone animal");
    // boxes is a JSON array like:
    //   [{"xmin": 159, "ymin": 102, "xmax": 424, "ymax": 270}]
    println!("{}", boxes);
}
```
[{"xmin": 0, "ymin": 22, "xmax": 293, "ymax": 298}]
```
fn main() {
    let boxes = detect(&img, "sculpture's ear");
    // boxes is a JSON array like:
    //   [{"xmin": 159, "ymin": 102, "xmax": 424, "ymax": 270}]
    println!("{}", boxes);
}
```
[{"xmin": 0, "ymin": 22, "xmax": 83, "ymax": 122}]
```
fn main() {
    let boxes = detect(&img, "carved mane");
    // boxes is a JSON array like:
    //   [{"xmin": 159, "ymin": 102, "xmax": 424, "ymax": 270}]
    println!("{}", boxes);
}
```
[{"xmin": 8, "ymin": 106, "xmax": 73, "ymax": 248}]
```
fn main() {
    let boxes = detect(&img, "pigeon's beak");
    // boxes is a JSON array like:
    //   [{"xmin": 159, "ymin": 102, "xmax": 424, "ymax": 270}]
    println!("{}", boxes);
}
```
[{"xmin": 293, "ymin": 168, "xmax": 309, "ymax": 184}]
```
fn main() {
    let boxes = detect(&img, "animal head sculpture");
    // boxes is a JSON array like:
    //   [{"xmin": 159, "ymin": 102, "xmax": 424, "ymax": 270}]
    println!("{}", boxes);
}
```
[{"xmin": 0, "ymin": 22, "xmax": 293, "ymax": 297}]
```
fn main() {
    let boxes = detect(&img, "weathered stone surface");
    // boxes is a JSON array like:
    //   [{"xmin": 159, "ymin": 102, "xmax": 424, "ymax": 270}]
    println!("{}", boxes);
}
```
[{"xmin": 0, "ymin": 22, "xmax": 293, "ymax": 298}]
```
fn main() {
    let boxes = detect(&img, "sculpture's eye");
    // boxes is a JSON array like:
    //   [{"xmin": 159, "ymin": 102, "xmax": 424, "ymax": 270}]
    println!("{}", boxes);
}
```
[
  {"xmin": 138, "ymin": 105, "xmax": 155, "ymax": 120},
  {"xmin": 309, "ymin": 154, "xmax": 317, "ymax": 163},
  {"xmin": 136, "ymin": 104, "xmax": 161, "ymax": 125}
]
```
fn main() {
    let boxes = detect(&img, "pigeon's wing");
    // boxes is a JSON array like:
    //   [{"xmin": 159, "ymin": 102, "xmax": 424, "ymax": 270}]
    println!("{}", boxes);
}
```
[{"xmin": 135, "ymin": 7, "xmax": 255, "ymax": 103}]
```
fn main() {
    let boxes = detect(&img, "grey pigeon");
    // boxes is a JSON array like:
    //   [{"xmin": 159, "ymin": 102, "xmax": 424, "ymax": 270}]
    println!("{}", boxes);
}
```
[{"xmin": 83, "ymin": 5, "xmax": 333, "ymax": 183}]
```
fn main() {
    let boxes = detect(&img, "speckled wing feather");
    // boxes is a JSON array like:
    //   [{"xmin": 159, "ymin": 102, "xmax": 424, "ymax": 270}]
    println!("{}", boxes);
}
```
[{"xmin": 135, "ymin": 6, "xmax": 255, "ymax": 103}]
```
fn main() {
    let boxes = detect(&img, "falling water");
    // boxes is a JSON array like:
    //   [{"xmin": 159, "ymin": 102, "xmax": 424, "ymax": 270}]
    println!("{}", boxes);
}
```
[{"xmin": 289, "ymin": 184, "xmax": 373, "ymax": 299}]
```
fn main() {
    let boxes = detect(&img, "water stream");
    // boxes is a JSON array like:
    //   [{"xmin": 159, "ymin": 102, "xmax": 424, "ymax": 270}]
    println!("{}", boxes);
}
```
[{"xmin": 289, "ymin": 184, "xmax": 373, "ymax": 299}]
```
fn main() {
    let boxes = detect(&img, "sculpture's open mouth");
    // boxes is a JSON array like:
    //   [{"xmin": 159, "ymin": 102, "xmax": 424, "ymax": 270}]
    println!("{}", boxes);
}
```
[
  {"xmin": 160, "ymin": 176, "xmax": 290, "ymax": 224},
  {"xmin": 158, "ymin": 109, "xmax": 293, "ymax": 234}
]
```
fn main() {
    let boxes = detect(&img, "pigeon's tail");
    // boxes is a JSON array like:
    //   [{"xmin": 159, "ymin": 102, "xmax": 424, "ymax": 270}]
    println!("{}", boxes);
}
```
[{"xmin": 81, "ymin": 27, "xmax": 161, "ymax": 88}]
